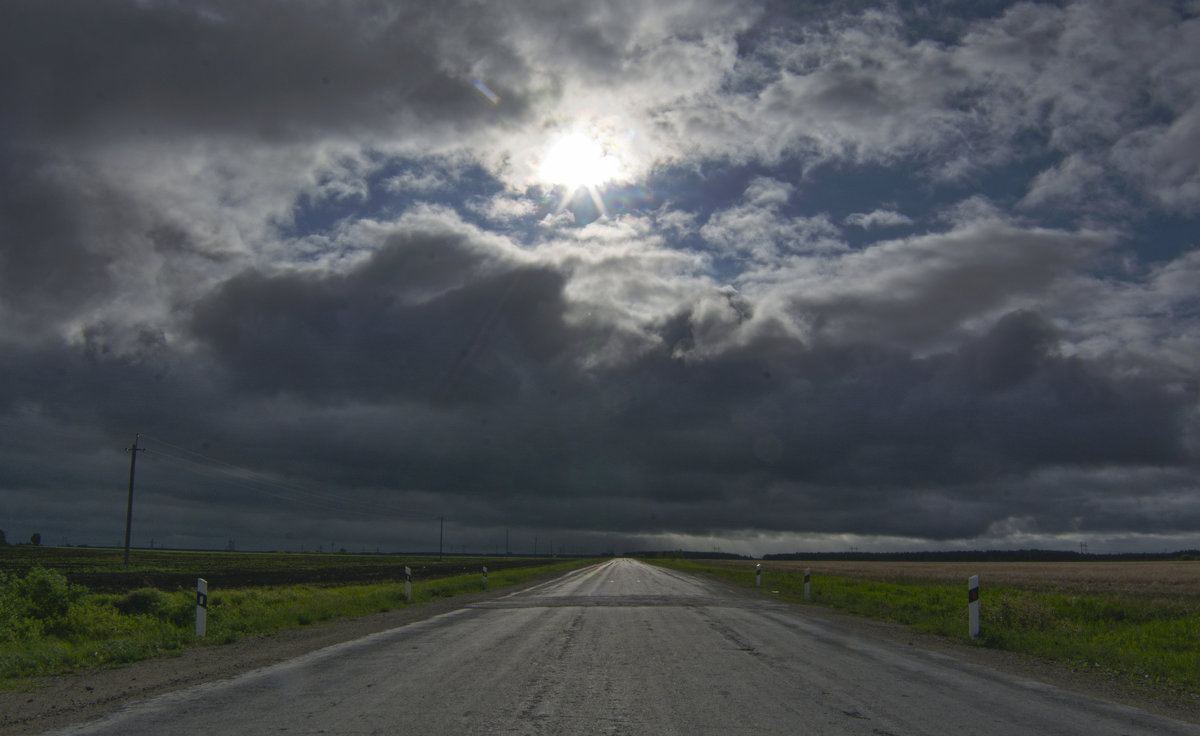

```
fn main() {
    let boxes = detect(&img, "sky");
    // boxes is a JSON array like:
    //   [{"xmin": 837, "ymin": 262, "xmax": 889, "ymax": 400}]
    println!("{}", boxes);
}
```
[{"xmin": 2, "ymin": 0, "xmax": 1199, "ymax": 556}]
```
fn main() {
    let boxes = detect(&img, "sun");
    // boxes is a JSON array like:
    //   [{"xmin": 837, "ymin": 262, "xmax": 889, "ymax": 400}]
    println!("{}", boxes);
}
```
[{"xmin": 538, "ymin": 132, "xmax": 625, "ymax": 191}]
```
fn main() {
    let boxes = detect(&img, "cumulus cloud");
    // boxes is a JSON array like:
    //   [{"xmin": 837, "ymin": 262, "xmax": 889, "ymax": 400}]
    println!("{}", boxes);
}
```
[
  {"xmin": 1018, "ymin": 153, "xmax": 1111, "ymax": 212},
  {"xmin": 1113, "ymin": 105, "xmax": 1200, "ymax": 215},
  {"xmin": 844, "ymin": 208, "xmax": 914, "ymax": 230},
  {"xmin": 701, "ymin": 178, "xmax": 846, "ymax": 262},
  {"xmin": 740, "ymin": 215, "xmax": 1117, "ymax": 350}
]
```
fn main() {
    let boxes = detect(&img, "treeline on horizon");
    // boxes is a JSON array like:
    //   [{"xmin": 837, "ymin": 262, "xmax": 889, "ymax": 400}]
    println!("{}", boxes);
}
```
[{"xmin": 630, "ymin": 549, "xmax": 1200, "ymax": 562}]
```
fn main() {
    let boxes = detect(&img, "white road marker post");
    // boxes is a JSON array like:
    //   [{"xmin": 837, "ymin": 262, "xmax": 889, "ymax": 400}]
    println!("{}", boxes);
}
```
[
  {"xmin": 195, "ymin": 578, "xmax": 208, "ymax": 639},
  {"xmin": 482, "ymin": 565, "xmax": 488, "ymax": 591},
  {"xmin": 404, "ymin": 565, "xmax": 412, "ymax": 603},
  {"xmin": 755, "ymin": 563, "xmax": 762, "ymax": 588},
  {"xmin": 804, "ymin": 568, "xmax": 811, "ymax": 601},
  {"xmin": 968, "ymin": 575, "xmax": 980, "ymax": 639}
]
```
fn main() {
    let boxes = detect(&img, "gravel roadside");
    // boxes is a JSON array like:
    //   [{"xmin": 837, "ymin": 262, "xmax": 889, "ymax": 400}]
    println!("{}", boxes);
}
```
[{"xmin": 0, "ymin": 571, "xmax": 574, "ymax": 735}]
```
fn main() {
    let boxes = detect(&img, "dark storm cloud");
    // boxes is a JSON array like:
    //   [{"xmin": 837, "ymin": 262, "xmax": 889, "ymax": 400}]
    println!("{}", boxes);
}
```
[
  {"xmin": 0, "ymin": 0, "xmax": 532, "ymax": 338},
  {"xmin": 189, "ymin": 229, "xmax": 574, "ymax": 403},
  {"xmin": 0, "ymin": 155, "xmax": 120, "ymax": 323},
  {"xmin": 640, "ymin": 308, "xmax": 1182, "ymax": 486},
  {"xmin": 0, "ymin": 0, "xmax": 526, "ymax": 143},
  {"xmin": 162, "ymin": 214, "xmax": 1190, "ymax": 541}
]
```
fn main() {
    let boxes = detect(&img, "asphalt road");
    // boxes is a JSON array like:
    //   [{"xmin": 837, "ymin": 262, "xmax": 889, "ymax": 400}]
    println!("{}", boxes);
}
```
[{"xmin": 46, "ymin": 558, "xmax": 1200, "ymax": 735}]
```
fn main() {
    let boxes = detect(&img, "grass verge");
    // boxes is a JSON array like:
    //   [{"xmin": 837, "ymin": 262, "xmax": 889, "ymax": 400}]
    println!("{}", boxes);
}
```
[
  {"xmin": 0, "ymin": 560, "xmax": 595, "ymax": 686},
  {"xmin": 649, "ymin": 559, "xmax": 1200, "ymax": 695}
]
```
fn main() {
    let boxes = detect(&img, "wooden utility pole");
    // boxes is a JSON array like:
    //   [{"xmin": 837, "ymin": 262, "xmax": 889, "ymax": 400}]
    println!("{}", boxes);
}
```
[{"xmin": 123, "ymin": 434, "xmax": 145, "ymax": 566}]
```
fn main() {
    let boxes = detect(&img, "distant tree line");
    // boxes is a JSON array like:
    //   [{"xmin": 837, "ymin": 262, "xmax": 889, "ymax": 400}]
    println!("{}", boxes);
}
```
[
  {"xmin": 627, "ymin": 550, "xmax": 753, "ymax": 560},
  {"xmin": 0, "ymin": 530, "xmax": 43, "ymax": 547},
  {"xmin": 618, "ymin": 548, "xmax": 1200, "ymax": 561},
  {"xmin": 763, "ymin": 549, "xmax": 1200, "ymax": 562}
]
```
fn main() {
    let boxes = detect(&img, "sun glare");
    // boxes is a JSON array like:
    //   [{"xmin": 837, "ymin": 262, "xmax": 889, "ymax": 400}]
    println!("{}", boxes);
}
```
[{"xmin": 538, "ymin": 132, "xmax": 624, "ymax": 191}]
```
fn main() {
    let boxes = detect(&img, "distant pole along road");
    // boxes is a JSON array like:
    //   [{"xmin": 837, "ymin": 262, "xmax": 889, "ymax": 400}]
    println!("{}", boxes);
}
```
[{"xmin": 48, "ymin": 559, "xmax": 1200, "ymax": 735}]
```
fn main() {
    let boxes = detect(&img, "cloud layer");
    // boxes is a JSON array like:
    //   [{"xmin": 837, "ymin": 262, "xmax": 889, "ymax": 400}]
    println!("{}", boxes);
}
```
[{"xmin": 1, "ymin": 0, "xmax": 1198, "ymax": 554}]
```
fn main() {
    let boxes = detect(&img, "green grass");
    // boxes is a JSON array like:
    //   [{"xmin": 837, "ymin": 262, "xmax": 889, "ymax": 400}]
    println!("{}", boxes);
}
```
[
  {"xmin": 0, "ymin": 560, "xmax": 596, "ymax": 685},
  {"xmin": 650, "ymin": 559, "xmax": 1200, "ymax": 694}
]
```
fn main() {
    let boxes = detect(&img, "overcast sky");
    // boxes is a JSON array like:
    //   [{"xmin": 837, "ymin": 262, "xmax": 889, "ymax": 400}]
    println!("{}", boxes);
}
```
[{"xmin": 2, "ymin": 0, "xmax": 1199, "ymax": 556}]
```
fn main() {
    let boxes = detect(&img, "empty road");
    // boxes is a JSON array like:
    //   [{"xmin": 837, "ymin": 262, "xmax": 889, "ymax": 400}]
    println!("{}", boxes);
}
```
[{"xmin": 47, "ymin": 559, "xmax": 1200, "ymax": 735}]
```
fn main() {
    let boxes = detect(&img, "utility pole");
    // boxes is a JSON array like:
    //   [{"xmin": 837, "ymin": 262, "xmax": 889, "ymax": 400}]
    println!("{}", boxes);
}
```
[{"xmin": 123, "ymin": 434, "xmax": 145, "ymax": 566}]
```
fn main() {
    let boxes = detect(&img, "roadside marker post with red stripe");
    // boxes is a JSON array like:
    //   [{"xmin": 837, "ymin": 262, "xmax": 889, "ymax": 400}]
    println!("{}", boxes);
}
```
[
  {"xmin": 804, "ymin": 568, "xmax": 811, "ymax": 601},
  {"xmin": 968, "ymin": 575, "xmax": 980, "ymax": 639},
  {"xmin": 195, "ymin": 578, "xmax": 208, "ymax": 639},
  {"xmin": 404, "ymin": 566, "xmax": 412, "ymax": 603}
]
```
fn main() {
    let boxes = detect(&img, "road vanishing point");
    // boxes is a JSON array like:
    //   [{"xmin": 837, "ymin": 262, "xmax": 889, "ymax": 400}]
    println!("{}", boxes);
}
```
[{"xmin": 46, "ymin": 559, "xmax": 1200, "ymax": 735}]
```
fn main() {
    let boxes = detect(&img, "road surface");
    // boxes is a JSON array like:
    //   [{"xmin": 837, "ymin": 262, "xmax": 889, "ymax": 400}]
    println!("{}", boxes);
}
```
[{"xmin": 46, "ymin": 558, "xmax": 1199, "ymax": 735}]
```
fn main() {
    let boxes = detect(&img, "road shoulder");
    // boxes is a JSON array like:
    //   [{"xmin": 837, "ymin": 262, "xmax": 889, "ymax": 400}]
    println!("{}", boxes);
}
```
[
  {"xmin": 0, "ymin": 569, "xmax": 581, "ymax": 736},
  {"xmin": 702, "ymin": 573, "xmax": 1200, "ymax": 727}
]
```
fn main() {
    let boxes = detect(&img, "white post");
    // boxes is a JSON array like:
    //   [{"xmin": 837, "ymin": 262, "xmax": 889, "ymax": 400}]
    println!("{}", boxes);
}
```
[
  {"xmin": 968, "ymin": 575, "xmax": 980, "ymax": 639},
  {"xmin": 482, "ymin": 565, "xmax": 488, "ymax": 590},
  {"xmin": 195, "ymin": 578, "xmax": 208, "ymax": 639},
  {"xmin": 804, "ymin": 568, "xmax": 811, "ymax": 600},
  {"xmin": 404, "ymin": 566, "xmax": 412, "ymax": 603},
  {"xmin": 755, "ymin": 563, "xmax": 762, "ymax": 588}
]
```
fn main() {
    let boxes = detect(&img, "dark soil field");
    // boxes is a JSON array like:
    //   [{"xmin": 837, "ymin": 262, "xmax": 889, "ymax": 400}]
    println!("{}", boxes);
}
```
[{"xmin": 0, "ymin": 545, "xmax": 568, "ymax": 592}]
